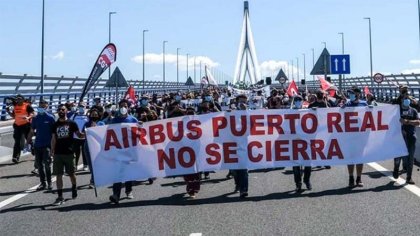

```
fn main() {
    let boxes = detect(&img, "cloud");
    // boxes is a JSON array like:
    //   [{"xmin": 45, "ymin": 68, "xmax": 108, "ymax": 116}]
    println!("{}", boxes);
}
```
[
  {"xmin": 259, "ymin": 60, "xmax": 301, "ymax": 79},
  {"xmin": 409, "ymin": 59, "xmax": 420, "ymax": 64},
  {"xmin": 51, "ymin": 51, "xmax": 64, "ymax": 60},
  {"xmin": 131, "ymin": 53, "xmax": 219, "ymax": 69},
  {"xmin": 401, "ymin": 68, "xmax": 420, "ymax": 74}
]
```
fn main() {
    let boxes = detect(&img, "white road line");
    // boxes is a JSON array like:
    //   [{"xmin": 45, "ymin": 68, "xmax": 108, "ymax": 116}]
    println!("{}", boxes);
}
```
[
  {"xmin": 0, "ymin": 164, "xmax": 83, "ymax": 210},
  {"xmin": 189, "ymin": 233, "xmax": 202, "ymax": 236},
  {"xmin": 368, "ymin": 162, "xmax": 420, "ymax": 197}
]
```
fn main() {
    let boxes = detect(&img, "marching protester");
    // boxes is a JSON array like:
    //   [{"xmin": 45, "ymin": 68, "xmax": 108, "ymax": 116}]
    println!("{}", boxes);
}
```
[
  {"xmin": 291, "ymin": 95, "xmax": 312, "ymax": 192},
  {"xmin": 71, "ymin": 102, "xmax": 89, "ymax": 171},
  {"xmin": 393, "ymin": 92, "xmax": 420, "ymax": 184},
  {"xmin": 183, "ymin": 107, "xmax": 201, "ymax": 199},
  {"xmin": 51, "ymin": 104, "xmax": 84, "ymax": 206},
  {"xmin": 231, "ymin": 94, "xmax": 249, "ymax": 198},
  {"xmin": 82, "ymin": 108, "xmax": 103, "ymax": 188},
  {"xmin": 109, "ymin": 99, "xmax": 139, "ymax": 204},
  {"xmin": 27, "ymin": 100, "xmax": 55, "ymax": 190},
  {"xmin": 102, "ymin": 103, "xmax": 114, "ymax": 124},
  {"xmin": 343, "ymin": 87, "xmax": 368, "ymax": 188},
  {"xmin": 7, "ymin": 94, "xmax": 34, "ymax": 164},
  {"xmin": 91, "ymin": 97, "xmax": 104, "ymax": 117}
]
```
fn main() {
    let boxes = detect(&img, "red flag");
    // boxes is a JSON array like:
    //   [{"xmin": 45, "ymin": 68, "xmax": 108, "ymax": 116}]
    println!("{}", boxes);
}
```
[
  {"xmin": 364, "ymin": 86, "xmax": 371, "ymax": 95},
  {"xmin": 124, "ymin": 86, "xmax": 136, "ymax": 104},
  {"xmin": 286, "ymin": 80, "xmax": 299, "ymax": 97},
  {"xmin": 317, "ymin": 76, "xmax": 337, "ymax": 97}
]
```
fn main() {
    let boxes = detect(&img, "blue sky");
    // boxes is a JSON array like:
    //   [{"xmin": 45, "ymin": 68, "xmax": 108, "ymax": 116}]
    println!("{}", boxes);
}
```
[{"xmin": 1, "ymin": 0, "xmax": 419, "ymax": 84}]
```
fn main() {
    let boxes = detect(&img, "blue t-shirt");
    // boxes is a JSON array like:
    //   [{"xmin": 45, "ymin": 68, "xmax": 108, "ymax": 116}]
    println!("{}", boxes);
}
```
[
  {"xmin": 31, "ymin": 113, "xmax": 56, "ymax": 148},
  {"xmin": 111, "ymin": 115, "xmax": 138, "ymax": 124},
  {"xmin": 345, "ymin": 100, "xmax": 368, "ymax": 107}
]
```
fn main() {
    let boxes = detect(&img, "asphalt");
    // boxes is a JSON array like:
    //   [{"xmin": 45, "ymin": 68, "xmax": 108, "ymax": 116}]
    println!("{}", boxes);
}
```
[{"xmin": 1, "ymin": 153, "xmax": 420, "ymax": 236}]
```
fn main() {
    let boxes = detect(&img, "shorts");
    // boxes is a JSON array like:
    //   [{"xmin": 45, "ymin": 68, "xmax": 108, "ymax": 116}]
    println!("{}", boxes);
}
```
[{"xmin": 53, "ymin": 154, "xmax": 76, "ymax": 175}]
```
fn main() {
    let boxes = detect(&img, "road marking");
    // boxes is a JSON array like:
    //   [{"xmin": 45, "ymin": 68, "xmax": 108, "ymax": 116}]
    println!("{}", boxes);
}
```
[
  {"xmin": 0, "ymin": 164, "xmax": 83, "ymax": 210},
  {"xmin": 190, "ymin": 233, "xmax": 202, "ymax": 236},
  {"xmin": 368, "ymin": 162, "xmax": 420, "ymax": 197}
]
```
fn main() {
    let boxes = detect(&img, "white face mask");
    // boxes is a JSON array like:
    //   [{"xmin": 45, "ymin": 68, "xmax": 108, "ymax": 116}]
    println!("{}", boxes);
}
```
[
  {"xmin": 294, "ymin": 101, "xmax": 302, "ymax": 109},
  {"xmin": 120, "ymin": 107, "xmax": 128, "ymax": 115},
  {"xmin": 105, "ymin": 108, "xmax": 112, "ymax": 113}
]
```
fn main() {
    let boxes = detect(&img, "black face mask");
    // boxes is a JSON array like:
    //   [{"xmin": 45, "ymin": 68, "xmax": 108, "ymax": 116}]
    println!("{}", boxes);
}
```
[
  {"xmin": 317, "ymin": 94, "xmax": 324, "ymax": 100},
  {"xmin": 202, "ymin": 107, "xmax": 209, "ymax": 112},
  {"xmin": 90, "ymin": 117, "xmax": 100, "ymax": 122},
  {"xmin": 58, "ymin": 112, "xmax": 66, "ymax": 118}
]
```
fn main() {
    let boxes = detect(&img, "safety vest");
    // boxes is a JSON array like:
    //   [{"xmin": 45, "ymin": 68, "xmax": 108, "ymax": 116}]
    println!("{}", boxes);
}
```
[{"xmin": 14, "ymin": 102, "xmax": 30, "ymax": 126}]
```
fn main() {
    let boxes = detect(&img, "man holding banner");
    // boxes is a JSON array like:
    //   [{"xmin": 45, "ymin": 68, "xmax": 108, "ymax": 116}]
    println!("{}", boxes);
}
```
[{"xmin": 109, "ymin": 99, "xmax": 139, "ymax": 204}]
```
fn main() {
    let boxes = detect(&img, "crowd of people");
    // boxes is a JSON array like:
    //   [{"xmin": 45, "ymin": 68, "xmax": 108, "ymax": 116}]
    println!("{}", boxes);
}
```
[{"xmin": 5, "ymin": 83, "xmax": 420, "ymax": 206}]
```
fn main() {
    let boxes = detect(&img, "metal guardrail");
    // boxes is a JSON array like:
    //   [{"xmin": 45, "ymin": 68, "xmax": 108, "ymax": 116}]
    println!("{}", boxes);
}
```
[
  {"xmin": 0, "ymin": 73, "xmax": 203, "ymax": 121},
  {"xmin": 273, "ymin": 73, "xmax": 420, "ymax": 102}
]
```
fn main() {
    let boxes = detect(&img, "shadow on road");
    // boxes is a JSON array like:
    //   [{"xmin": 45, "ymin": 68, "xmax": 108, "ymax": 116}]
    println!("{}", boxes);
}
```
[{"xmin": 18, "ymin": 181, "xmax": 402, "ymax": 213}]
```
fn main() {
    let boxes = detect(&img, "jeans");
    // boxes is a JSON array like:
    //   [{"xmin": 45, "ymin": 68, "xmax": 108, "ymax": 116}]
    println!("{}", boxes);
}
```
[
  {"xmin": 83, "ymin": 140, "xmax": 94, "ymax": 184},
  {"xmin": 34, "ymin": 147, "xmax": 52, "ymax": 184},
  {"xmin": 394, "ymin": 136, "xmax": 416, "ymax": 179},
  {"xmin": 293, "ymin": 166, "xmax": 311, "ymax": 185},
  {"xmin": 12, "ymin": 123, "xmax": 30, "ymax": 159},
  {"xmin": 232, "ymin": 169, "xmax": 248, "ymax": 193},
  {"xmin": 112, "ymin": 181, "xmax": 133, "ymax": 199},
  {"xmin": 184, "ymin": 173, "xmax": 201, "ymax": 195},
  {"xmin": 73, "ymin": 139, "xmax": 87, "ymax": 166}
]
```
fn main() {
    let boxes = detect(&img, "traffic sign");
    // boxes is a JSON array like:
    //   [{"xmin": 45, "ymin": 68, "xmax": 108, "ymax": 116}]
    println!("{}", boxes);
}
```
[
  {"xmin": 275, "ymin": 68, "xmax": 288, "ymax": 84},
  {"xmin": 373, "ymin": 73, "xmax": 384, "ymax": 84},
  {"xmin": 330, "ymin": 55, "xmax": 350, "ymax": 74},
  {"xmin": 279, "ymin": 77, "xmax": 286, "ymax": 84}
]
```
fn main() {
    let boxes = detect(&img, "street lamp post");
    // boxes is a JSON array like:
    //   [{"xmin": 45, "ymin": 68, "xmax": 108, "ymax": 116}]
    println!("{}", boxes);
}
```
[
  {"xmin": 364, "ymin": 17, "xmax": 374, "ymax": 88},
  {"xmin": 41, "ymin": 0, "xmax": 45, "ymax": 99},
  {"xmin": 176, "ymin": 48, "xmax": 180, "ymax": 86},
  {"xmin": 142, "ymin": 29, "xmax": 148, "ymax": 92},
  {"xmin": 194, "ymin": 57, "xmax": 196, "ymax": 83},
  {"xmin": 108, "ymin": 11, "xmax": 116, "ymax": 103},
  {"xmin": 303, "ymin": 53, "xmax": 306, "ymax": 83},
  {"xmin": 338, "ymin": 32, "xmax": 345, "ymax": 90},
  {"xmin": 311, "ymin": 48, "xmax": 315, "ymax": 82},
  {"xmin": 186, "ymin": 53, "xmax": 190, "ymax": 81},
  {"xmin": 418, "ymin": 0, "xmax": 420, "ymax": 45},
  {"xmin": 296, "ymin": 57, "xmax": 300, "ymax": 86},
  {"xmin": 291, "ymin": 60, "xmax": 294, "ymax": 81},
  {"xmin": 163, "ymin": 41, "xmax": 168, "ymax": 92}
]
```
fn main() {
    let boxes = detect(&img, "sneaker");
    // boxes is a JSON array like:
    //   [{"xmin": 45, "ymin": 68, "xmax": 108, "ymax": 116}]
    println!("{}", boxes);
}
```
[
  {"xmin": 47, "ymin": 183, "xmax": 53, "ymax": 190},
  {"xmin": 356, "ymin": 177, "xmax": 364, "ymax": 187},
  {"xmin": 348, "ymin": 176, "xmax": 355, "ymax": 188},
  {"xmin": 148, "ymin": 178, "xmax": 154, "ymax": 185},
  {"xmin": 188, "ymin": 193, "xmax": 196, "ymax": 199},
  {"xmin": 393, "ymin": 169, "xmax": 399, "ymax": 179},
  {"xmin": 12, "ymin": 157, "xmax": 19, "ymax": 164},
  {"xmin": 36, "ymin": 184, "xmax": 46, "ymax": 191},
  {"xmin": 234, "ymin": 185, "xmax": 240, "ymax": 193},
  {"xmin": 52, "ymin": 197, "xmax": 64, "ymax": 206},
  {"xmin": 109, "ymin": 195, "xmax": 119, "ymax": 204},
  {"xmin": 240, "ymin": 192, "xmax": 248, "ymax": 198},
  {"xmin": 295, "ymin": 183, "xmax": 303, "ymax": 193},
  {"xmin": 304, "ymin": 181, "xmax": 312, "ymax": 190},
  {"xmin": 83, "ymin": 165, "xmax": 89, "ymax": 171},
  {"xmin": 72, "ymin": 188, "xmax": 78, "ymax": 199},
  {"xmin": 325, "ymin": 166, "xmax": 331, "ymax": 169},
  {"xmin": 226, "ymin": 173, "xmax": 233, "ymax": 179},
  {"xmin": 31, "ymin": 169, "xmax": 38, "ymax": 175},
  {"xmin": 126, "ymin": 192, "xmax": 134, "ymax": 199},
  {"xmin": 406, "ymin": 178, "xmax": 415, "ymax": 185}
]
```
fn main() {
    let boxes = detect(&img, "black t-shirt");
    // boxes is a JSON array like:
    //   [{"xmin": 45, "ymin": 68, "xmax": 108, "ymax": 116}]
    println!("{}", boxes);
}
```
[
  {"xmin": 308, "ymin": 100, "xmax": 328, "ymax": 108},
  {"xmin": 53, "ymin": 119, "xmax": 79, "ymax": 155},
  {"xmin": 401, "ymin": 107, "xmax": 419, "ymax": 139}
]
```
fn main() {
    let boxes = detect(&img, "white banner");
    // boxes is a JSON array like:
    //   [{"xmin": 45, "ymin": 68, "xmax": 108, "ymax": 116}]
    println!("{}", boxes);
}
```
[{"xmin": 87, "ymin": 105, "xmax": 407, "ymax": 187}]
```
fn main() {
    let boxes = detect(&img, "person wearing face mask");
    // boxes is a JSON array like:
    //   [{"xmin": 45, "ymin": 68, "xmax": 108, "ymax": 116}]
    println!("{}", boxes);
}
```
[
  {"xmin": 109, "ymin": 99, "xmax": 139, "ymax": 204},
  {"xmin": 290, "ymin": 95, "xmax": 313, "ymax": 192},
  {"xmin": 51, "ymin": 104, "xmax": 84, "ymax": 206},
  {"xmin": 91, "ymin": 97, "xmax": 104, "ymax": 118},
  {"xmin": 229, "ymin": 94, "xmax": 249, "ymax": 198},
  {"xmin": 102, "ymin": 103, "xmax": 114, "ymax": 124},
  {"xmin": 392, "ymin": 84, "xmax": 419, "ymax": 111},
  {"xmin": 65, "ymin": 102, "xmax": 76, "ymax": 119},
  {"xmin": 308, "ymin": 90, "xmax": 329, "ymax": 108},
  {"xmin": 393, "ymin": 93, "xmax": 420, "ymax": 184},
  {"xmin": 343, "ymin": 87, "xmax": 368, "ymax": 188},
  {"xmin": 82, "ymin": 109, "xmax": 102, "ymax": 189},
  {"xmin": 70, "ymin": 102, "xmax": 89, "ymax": 171},
  {"xmin": 27, "ymin": 100, "xmax": 55, "ymax": 190}
]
